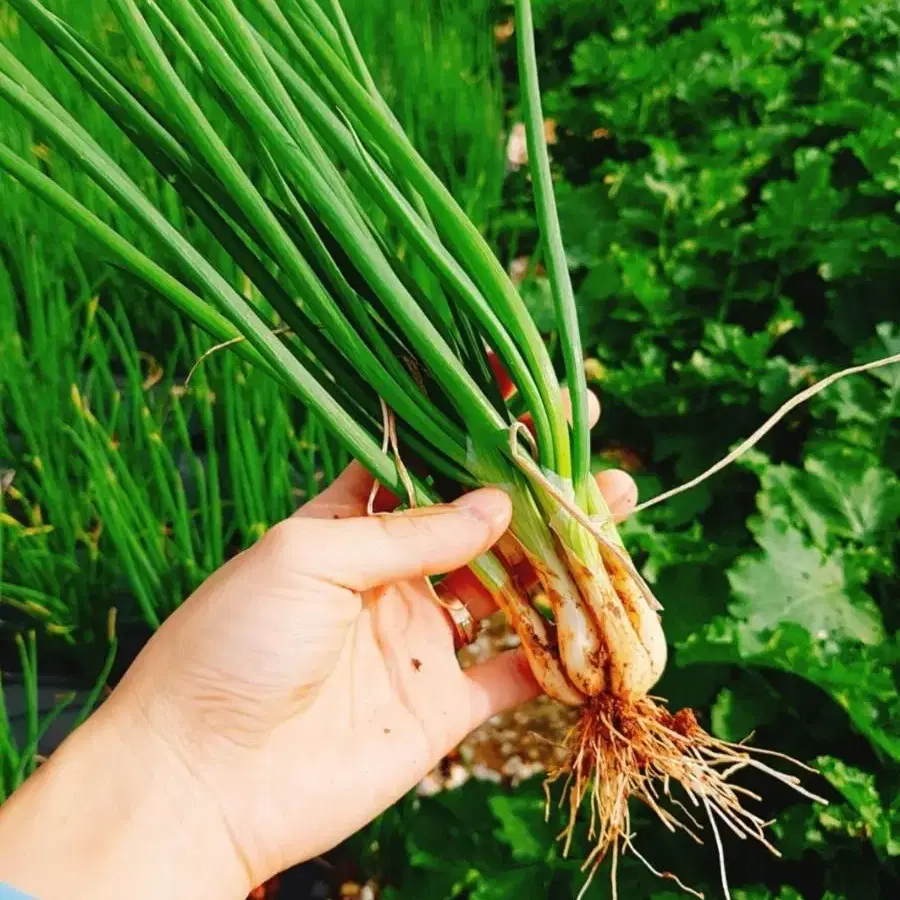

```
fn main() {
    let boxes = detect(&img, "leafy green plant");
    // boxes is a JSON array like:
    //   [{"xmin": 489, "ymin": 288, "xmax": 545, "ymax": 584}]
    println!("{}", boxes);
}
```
[{"xmin": 1, "ymin": 0, "xmax": 897, "ymax": 897}]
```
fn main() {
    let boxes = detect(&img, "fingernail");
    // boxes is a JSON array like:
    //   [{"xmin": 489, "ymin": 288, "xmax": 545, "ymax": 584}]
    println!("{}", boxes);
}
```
[{"xmin": 453, "ymin": 489, "xmax": 512, "ymax": 530}]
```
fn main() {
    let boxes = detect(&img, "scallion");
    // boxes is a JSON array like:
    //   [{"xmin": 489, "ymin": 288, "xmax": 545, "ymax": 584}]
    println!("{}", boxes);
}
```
[{"xmin": 0, "ymin": 1, "xmax": 822, "ymax": 893}]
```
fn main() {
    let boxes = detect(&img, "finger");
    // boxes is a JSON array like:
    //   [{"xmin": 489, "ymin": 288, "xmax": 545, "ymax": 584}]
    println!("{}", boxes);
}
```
[
  {"xmin": 564, "ymin": 388, "xmax": 602, "ymax": 430},
  {"xmin": 463, "ymin": 648, "xmax": 542, "ymax": 726},
  {"xmin": 518, "ymin": 388, "xmax": 601, "ymax": 434},
  {"xmin": 294, "ymin": 462, "xmax": 398, "ymax": 521},
  {"xmin": 268, "ymin": 488, "xmax": 512, "ymax": 592},
  {"xmin": 294, "ymin": 462, "xmax": 372, "ymax": 520},
  {"xmin": 436, "ymin": 567, "xmax": 499, "ymax": 621},
  {"xmin": 595, "ymin": 468, "xmax": 638, "ymax": 522}
]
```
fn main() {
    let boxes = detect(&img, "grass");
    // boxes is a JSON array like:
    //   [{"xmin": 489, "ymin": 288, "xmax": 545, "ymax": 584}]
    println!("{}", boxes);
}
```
[
  {"xmin": 0, "ymin": 238, "xmax": 346, "ymax": 651},
  {"xmin": 0, "ymin": 627, "xmax": 117, "ymax": 802},
  {"xmin": 340, "ymin": 0, "xmax": 504, "ymax": 234}
]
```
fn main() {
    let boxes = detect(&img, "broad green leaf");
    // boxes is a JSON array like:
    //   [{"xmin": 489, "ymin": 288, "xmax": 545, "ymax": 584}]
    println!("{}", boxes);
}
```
[
  {"xmin": 727, "ymin": 519, "xmax": 885, "ymax": 646},
  {"xmin": 756, "ymin": 456, "xmax": 900, "ymax": 553},
  {"xmin": 470, "ymin": 867, "xmax": 551, "ymax": 900},
  {"xmin": 711, "ymin": 676, "xmax": 781, "ymax": 742},
  {"xmin": 406, "ymin": 783, "xmax": 508, "ymax": 876},
  {"xmin": 680, "ymin": 621, "xmax": 900, "ymax": 761},
  {"xmin": 731, "ymin": 888, "xmax": 805, "ymax": 900},
  {"xmin": 817, "ymin": 757, "xmax": 900, "ymax": 858},
  {"xmin": 518, "ymin": 275, "xmax": 557, "ymax": 333},
  {"xmin": 488, "ymin": 793, "xmax": 553, "ymax": 863},
  {"xmin": 654, "ymin": 563, "xmax": 730, "ymax": 644},
  {"xmin": 804, "ymin": 459, "xmax": 900, "ymax": 547}
]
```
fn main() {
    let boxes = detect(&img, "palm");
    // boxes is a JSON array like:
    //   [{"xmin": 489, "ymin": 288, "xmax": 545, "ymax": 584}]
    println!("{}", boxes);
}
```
[{"xmin": 226, "ymin": 574, "xmax": 492, "ymax": 877}]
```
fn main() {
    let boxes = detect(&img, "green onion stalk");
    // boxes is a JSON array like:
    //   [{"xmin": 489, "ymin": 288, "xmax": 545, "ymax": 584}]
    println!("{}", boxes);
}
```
[{"xmin": 0, "ymin": 0, "xmax": 820, "ymax": 892}]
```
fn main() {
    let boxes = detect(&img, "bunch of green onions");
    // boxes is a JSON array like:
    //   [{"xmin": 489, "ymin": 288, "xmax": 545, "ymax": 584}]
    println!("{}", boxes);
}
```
[{"xmin": 0, "ymin": 0, "xmax": 815, "ymax": 890}]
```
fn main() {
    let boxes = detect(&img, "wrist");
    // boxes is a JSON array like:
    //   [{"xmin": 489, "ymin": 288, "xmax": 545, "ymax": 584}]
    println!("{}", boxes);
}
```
[{"xmin": 0, "ymin": 699, "xmax": 251, "ymax": 900}]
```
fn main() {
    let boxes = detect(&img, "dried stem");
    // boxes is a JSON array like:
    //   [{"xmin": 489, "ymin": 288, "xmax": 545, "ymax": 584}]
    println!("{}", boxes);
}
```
[
  {"xmin": 367, "ymin": 399, "xmax": 395, "ymax": 514},
  {"xmin": 367, "ymin": 398, "xmax": 417, "ymax": 513},
  {"xmin": 184, "ymin": 326, "xmax": 291, "ymax": 386},
  {"xmin": 633, "ymin": 351, "xmax": 900, "ymax": 515}
]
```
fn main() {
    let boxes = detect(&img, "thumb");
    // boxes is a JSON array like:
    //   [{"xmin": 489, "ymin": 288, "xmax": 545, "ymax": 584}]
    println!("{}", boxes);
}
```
[{"xmin": 258, "ymin": 488, "xmax": 512, "ymax": 592}]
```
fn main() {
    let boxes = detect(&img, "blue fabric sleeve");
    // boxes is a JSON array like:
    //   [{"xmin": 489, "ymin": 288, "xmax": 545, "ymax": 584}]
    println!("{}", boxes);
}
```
[{"xmin": 0, "ymin": 886, "xmax": 35, "ymax": 900}]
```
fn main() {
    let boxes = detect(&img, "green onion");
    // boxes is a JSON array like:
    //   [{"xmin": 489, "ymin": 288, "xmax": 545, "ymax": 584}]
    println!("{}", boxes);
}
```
[{"xmin": 0, "ymin": 0, "xmax": 819, "ymax": 891}]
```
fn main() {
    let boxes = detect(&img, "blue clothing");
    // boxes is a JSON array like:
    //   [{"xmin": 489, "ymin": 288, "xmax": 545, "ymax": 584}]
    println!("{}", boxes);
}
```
[{"xmin": 0, "ymin": 887, "xmax": 34, "ymax": 900}]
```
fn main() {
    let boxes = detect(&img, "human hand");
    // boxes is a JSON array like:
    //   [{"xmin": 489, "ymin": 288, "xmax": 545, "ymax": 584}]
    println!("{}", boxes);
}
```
[{"xmin": 0, "ymin": 398, "xmax": 637, "ymax": 900}]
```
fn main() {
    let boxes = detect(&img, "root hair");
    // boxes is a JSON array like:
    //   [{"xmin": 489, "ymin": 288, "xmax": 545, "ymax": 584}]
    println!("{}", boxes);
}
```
[{"xmin": 546, "ymin": 695, "xmax": 827, "ymax": 899}]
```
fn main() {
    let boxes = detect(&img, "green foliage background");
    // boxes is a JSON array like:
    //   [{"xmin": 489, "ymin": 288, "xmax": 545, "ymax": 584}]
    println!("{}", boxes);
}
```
[{"xmin": 1, "ymin": 0, "xmax": 899, "ymax": 898}]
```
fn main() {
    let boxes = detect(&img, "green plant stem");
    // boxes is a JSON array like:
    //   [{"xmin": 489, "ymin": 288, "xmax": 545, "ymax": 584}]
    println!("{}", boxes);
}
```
[
  {"xmin": 152, "ymin": 0, "xmax": 504, "ymax": 448},
  {"xmin": 514, "ymin": 0, "xmax": 590, "ymax": 498},
  {"xmin": 253, "ymin": 0, "xmax": 568, "ymax": 473},
  {"xmin": 0, "ymin": 145, "xmax": 255, "ymax": 364},
  {"xmin": 0, "ymin": 71, "xmax": 417, "ymax": 502}
]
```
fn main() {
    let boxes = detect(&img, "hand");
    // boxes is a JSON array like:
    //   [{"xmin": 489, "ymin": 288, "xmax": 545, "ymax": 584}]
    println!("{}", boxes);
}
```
[{"xmin": 0, "ymin": 400, "xmax": 637, "ymax": 900}]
